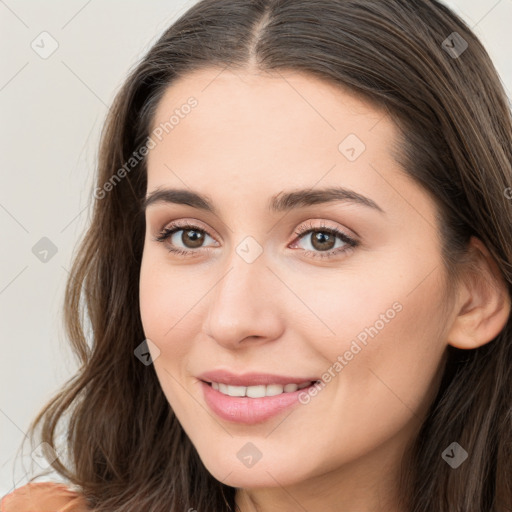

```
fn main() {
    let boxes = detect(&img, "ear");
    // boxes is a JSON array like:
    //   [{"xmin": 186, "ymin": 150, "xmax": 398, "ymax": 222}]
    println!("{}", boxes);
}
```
[{"xmin": 447, "ymin": 236, "xmax": 511, "ymax": 349}]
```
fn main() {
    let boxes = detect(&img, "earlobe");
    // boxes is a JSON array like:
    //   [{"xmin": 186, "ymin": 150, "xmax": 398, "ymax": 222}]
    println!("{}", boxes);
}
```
[{"xmin": 447, "ymin": 236, "xmax": 511, "ymax": 350}]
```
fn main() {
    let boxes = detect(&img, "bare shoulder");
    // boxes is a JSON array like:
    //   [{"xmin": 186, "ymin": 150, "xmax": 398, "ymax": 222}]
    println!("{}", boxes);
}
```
[{"xmin": 0, "ymin": 481, "xmax": 90, "ymax": 512}]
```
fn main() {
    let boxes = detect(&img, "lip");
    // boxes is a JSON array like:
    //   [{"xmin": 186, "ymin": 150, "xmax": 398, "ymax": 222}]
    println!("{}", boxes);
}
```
[
  {"xmin": 197, "ymin": 369, "xmax": 320, "ymax": 425},
  {"xmin": 200, "ymin": 381, "xmax": 319, "ymax": 424},
  {"xmin": 197, "ymin": 369, "xmax": 319, "ymax": 387}
]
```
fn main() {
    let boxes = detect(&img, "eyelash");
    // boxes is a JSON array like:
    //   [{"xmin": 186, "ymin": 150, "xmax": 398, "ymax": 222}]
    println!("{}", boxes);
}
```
[{"xmin": 153, "ymin": 220, "xmax": 359, "ymax": 260}]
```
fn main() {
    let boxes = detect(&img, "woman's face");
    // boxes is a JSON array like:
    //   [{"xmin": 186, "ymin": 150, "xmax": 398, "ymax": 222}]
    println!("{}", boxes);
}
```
[{"xmin": 139, "ymin": 67, "xmax": 454, "ymax": 501}]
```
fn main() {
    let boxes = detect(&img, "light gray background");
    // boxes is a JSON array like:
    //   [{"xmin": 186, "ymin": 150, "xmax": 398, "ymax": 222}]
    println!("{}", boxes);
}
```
[{"xmin": 1, "ymin": 0, "xmax": 511, "ymax": 496}]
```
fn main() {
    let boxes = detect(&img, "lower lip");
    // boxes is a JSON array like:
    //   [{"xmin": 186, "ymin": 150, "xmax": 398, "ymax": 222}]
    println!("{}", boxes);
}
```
[{"xmin": 200, "ymin": 381, "xmax": 316, "ymax": 424}]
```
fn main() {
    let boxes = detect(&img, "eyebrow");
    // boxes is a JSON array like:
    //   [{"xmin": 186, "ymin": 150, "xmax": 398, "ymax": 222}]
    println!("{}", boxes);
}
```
[{"xmin": 142, "ymin": 186, "xmax": 385, "ymax": 215}]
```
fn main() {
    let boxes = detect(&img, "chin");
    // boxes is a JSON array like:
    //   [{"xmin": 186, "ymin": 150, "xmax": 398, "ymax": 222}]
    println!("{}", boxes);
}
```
[{"xmin": 199, "ymin": 452, "xmax": 308, "ymax": 489}]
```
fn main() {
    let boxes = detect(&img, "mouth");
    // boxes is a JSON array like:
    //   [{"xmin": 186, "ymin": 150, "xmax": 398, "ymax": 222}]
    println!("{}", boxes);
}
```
[
  {"xmin": 198, "ymin": 374, "xmax": 322, "ymax": 424},
  {"xmin": 197, "ymin": 370, "xmax": 322, "ymax": 423},
  {"xmin": 201, "ymin": 379, "xmax": 320, "ymax": 398}
]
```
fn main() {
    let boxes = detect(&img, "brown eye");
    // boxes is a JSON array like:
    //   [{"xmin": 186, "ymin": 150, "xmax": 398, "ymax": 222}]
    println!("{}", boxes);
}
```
[
  {"xmin": 308, "ymin": 231, "xmax": 337, "ymax": 251},
  {"xmin": 154, "ymin": 222, "xmax": 218, "ymax": 256},
  {"xmin": 179, "ymin": 228, "xmax": 205, "ymax": 248},
  {"xmin": 291, "ymin": 222, "xmax": 359, "ymax": 260}
]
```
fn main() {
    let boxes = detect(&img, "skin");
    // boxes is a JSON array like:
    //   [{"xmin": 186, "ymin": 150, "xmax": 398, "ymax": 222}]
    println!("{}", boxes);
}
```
[{"xmin": 139, "ymin": 67, "xmax": 510, "ymax": 512}]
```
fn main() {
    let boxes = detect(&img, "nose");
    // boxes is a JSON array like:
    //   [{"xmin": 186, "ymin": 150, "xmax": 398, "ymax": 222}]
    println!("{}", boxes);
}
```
[{"xmin": 203, "ymin": 248, "xmax": 285, "ymax": 349}]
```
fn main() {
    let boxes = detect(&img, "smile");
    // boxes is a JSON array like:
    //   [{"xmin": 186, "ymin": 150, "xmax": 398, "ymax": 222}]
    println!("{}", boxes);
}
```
[
  {"xmin": 208, "ymin": 380, "xmax": 315, "ymax": 398},
  {"xmin": 200, "ymin": 379, "xmax": 321, "ymax": 424}
]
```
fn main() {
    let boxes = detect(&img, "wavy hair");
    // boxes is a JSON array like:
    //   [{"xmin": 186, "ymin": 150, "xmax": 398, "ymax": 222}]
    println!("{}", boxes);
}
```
[{"xmin": 18, "ymin": 0, "xmax": 512, "ymax": 510}]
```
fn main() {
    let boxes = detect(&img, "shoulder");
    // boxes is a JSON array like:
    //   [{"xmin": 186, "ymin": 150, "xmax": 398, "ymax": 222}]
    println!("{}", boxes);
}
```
[{"xmin": 0, "ymin": 481, "xmax": 89, "ymax": 512}]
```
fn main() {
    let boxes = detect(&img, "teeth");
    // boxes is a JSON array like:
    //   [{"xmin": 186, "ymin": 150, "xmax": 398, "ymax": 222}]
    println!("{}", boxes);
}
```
[
  {"xmin": 210, "ymin": 381, "xmax": 314, "ymax": 398},
  {"xmin": 226, "ymin": 385, "xmax": 246, "ymax": 397},
  {"xmin": 247, "ymin": 385, "xmax": 268, "ymax": 398}
]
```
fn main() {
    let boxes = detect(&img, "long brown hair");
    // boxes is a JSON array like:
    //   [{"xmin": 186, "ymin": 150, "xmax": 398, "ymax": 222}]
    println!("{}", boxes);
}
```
[{"xmin": 18, "ymin": 1, "xmax": 512, "ymax": 510}]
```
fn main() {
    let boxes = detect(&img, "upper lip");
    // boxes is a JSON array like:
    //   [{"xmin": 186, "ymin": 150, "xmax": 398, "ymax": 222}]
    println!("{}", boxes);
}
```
[{"xmin": 197, "ymin": 369, "xmax": 319, "ymax": 387}]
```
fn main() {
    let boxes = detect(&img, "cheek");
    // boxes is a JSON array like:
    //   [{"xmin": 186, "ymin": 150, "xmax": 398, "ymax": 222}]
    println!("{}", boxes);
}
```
[
  {"xmin": 138, "ymin": 257, "xmax": 195, "ymax": 413},
  {"xmin": 282, "ymin": 278, "xmax": 447, "ymax": 469},
  {"xmin": 139, "ymin": 251, "xmax": 200, "ymax": 340},
  {"xmin": 291, "ymin": 253, "xmax": 448, "ymax": 413},
  {"xmin": 139, "ymin": 257, "xmax": 167, "ymax": 340},
  {"xmin": 326, "ymin": 274, "xmax": 448, "ymax": 423},
  {"xmin": 281, "ymin": 265, "xmax": 405, "ymax": 364},
  {"xmin": 138, "ymin": 251, "xmax": 212, "ymax": 408}
]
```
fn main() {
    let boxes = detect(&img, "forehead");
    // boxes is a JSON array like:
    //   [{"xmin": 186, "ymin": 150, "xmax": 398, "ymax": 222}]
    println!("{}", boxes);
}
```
[
  {"xmin": 149, "ymin": 66, "xmax": 391, "ymax": 142},
  {"xmin": 146, "ymin": 67, "xmax": 401, "ymax": 188}
]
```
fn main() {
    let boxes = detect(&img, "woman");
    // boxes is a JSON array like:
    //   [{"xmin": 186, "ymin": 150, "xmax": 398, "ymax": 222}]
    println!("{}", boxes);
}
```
[{"xmin": 2, "ymin": 0, "xmax": 511, "ymax": 510}]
